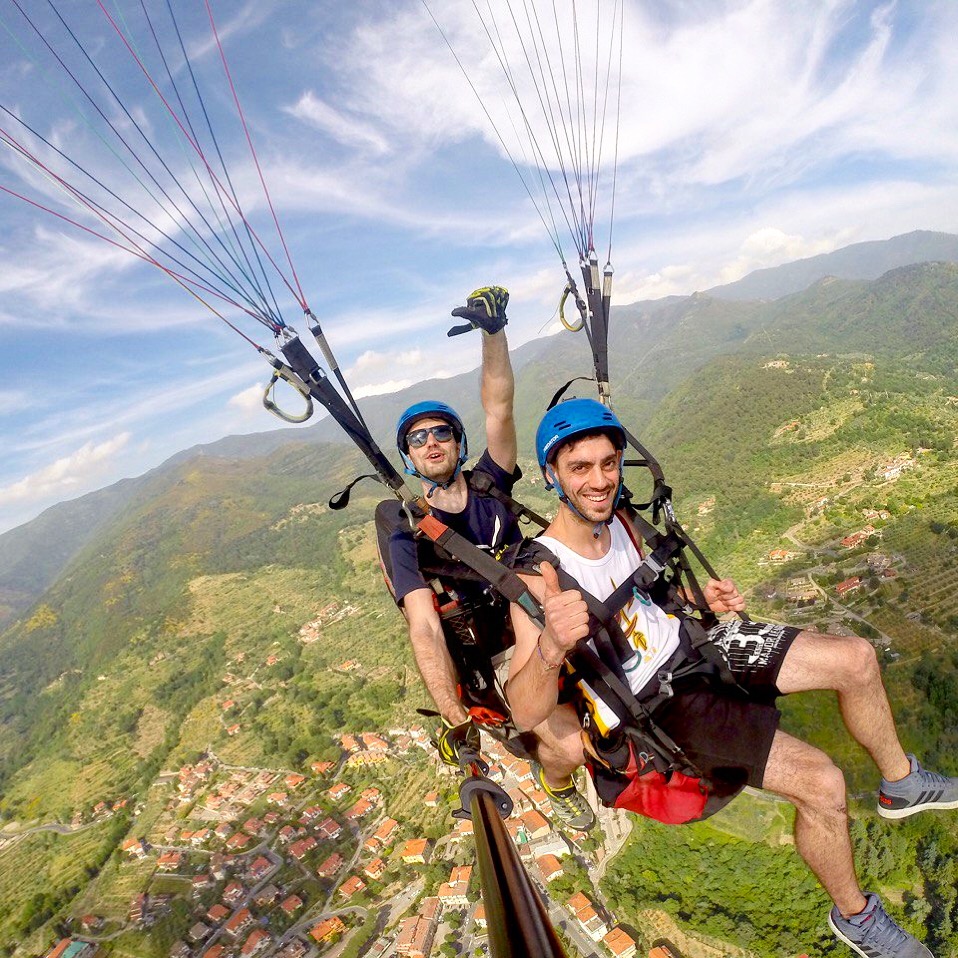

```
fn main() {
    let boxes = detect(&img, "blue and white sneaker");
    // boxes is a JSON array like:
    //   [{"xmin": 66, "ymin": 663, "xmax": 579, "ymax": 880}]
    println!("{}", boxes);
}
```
[
  {"xmin": 878, "ymin": 754, "xmax": 958, "ymax": 820},
  {"xmin": 828, "ymin": 894, "xmax": 932, "ymax": 958}
]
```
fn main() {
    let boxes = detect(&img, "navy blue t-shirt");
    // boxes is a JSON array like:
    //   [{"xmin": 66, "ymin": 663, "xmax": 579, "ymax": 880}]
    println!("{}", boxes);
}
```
[{"xmin": 387, "ymin": 450, "xmax": 523, "ymax": 605}]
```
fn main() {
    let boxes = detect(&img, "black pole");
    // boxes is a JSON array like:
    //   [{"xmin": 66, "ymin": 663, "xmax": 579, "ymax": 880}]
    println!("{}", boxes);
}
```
[{"xmin": 457, "ymin": 771, "xmax": 566, "ymax": 958}]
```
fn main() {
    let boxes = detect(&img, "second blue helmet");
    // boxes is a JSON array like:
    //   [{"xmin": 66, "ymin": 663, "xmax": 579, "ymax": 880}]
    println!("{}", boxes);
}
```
[{"xmin": 535, "ymin": 398, "xmax": 626, "ymax": 471}]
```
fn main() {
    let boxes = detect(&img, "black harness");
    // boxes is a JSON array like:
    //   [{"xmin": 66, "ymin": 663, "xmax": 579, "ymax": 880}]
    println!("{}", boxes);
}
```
[
  {"xmin": 374, "ymin": 469, "xmax": 544, "ymax": 722},
  {"xmin": 514, "ymin": 505, "xmax": 743, "ymax": 779}
]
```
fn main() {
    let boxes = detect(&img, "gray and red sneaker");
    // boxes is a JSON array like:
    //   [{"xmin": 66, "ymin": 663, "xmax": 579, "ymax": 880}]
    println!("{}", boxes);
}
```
[
  {"xmin": 878, "ymin": 754, "xmax": 958, "ymax": 820},
  {"xmin": 829, "ymin": 893, "xmax": 932, "ymax": 958}
]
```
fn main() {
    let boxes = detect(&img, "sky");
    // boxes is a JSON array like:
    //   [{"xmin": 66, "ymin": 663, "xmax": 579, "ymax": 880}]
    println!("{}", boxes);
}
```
[{"xmin": 1, "ymin": 0, "xmax": 957, "ymax": 535}]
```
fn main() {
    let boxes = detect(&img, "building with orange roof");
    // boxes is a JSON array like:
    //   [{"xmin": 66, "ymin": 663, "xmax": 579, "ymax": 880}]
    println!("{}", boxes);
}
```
[
  {"xmin": 224, "ymin": 907, "xmax": 254, "ymax": 937},
  {"xmin": 437, "ymin": 881, "xmax": 469, "ymax": 908},
  {"xmin": 157, "ymin": 850, "xmax": 184, "ymax": 871},
  {"xmin": 340, "ymin": 874, "xmax": 367, "ymax": 898},
  {"xmin": 223, "ymin": 881, "xmax": 246, "ymax": 905},
  {"xmin": 289, "ymin": 836, "xmax": 318, "ymax": 860},
  {"xmin": 317, "ymin": 817, "xmax": 342, "ymax": 840},
  {"xmin": 241, "ymin": 928, "xmax": 271, "ymax": 956},
  {"xmin": 537, "ymin": 854, "xmax": 564, "ymax": 882},
  {"xmin": 248, "ymin": 855, "xmax": 272, "ymax": 881},
  {"xmin": 450, "ymin": 818, "xmax": 474, "ymax": 841},
  {"xmin": 365, "ymin": 857, "xmax": 388, "ymax": 880},
  {"xmin": 310, "ymin": 916, "xmax": 346, "ymax": 942},
  {"xmin": 603, "ymin": 927, "xmax": 637, "ymax": 957},
  {"xmin": 281, "ymin": 894, "xmax": 304, "ymax": 915},
  {"xmin": 520, "ymin": 809, "xmax": 551, "ymax": 839},
  {"xmin": 226, "ymin": 832, "xmax": 251, "ymax": 851},
  {"xmin": 372, "ymin": 817, "xmax": 400, "ymax": 846},
  {"xmin": 45, "ymin": 942, "xmax": 94, "ymax": 958},
  {"xmin": 568, "ymin": 891, "xmax": 593, "ymax": 913},
  {"xmin": 344, "ymin": 797, "xmax": 374, "ymax": 820},
  {"xmin": 836, "ymin": 576, "xmax": 863, "ymax": 597},
  {"xmin": 395, "ymin": 916, "xmax": 436, "ymax": 958},
  {"xmin": 317, "ymin": 852, "xmax": 344, "ymax": 878},
  {"xmin": 122, "ymin": 836, "xmax": 151, "ymax": 858},
  {"xmin": 207, "ymin": 903, "xmax": 230, "ymax": 924},
  {"xmin": 400, "ymin": 838, "xmax": 430, "ymax": 863}
]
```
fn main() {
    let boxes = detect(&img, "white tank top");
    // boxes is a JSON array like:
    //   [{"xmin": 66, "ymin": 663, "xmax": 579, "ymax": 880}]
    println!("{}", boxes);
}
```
[{"xmin": 536, "ymin": 515, "xmax": 682, "ymax": 734}]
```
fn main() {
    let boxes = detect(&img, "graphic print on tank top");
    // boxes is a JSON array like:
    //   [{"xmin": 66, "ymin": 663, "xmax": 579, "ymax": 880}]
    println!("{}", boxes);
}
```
[{"xmin": 536, "ymin": 516, "xmax": 682, "ymax": 734}]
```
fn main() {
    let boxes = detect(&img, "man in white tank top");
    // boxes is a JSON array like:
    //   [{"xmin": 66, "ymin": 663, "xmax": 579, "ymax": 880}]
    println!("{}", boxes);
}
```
[{"xmin": 506, "ymin": 399, "xmax": 953, "ymax": 958}]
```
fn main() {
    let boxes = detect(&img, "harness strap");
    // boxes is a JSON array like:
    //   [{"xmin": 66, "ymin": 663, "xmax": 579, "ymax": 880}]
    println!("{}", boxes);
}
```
[
  {"xmin": 466, "ymin": 470, "xmax": 549, "ymax": 530},
  {"xmin": 415, "ymin": 514, "xmax": 544, "ymax": 627}
]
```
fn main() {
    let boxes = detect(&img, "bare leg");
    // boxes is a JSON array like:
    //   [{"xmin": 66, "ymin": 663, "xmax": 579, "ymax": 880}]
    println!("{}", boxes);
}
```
[
  {"xmin": 762, "ymin": 729, "xmax": 866, "ymax": 917},
  {"xmin": 533, "ymin": 703, "xmax": 585, "ymax": 787},
  {"xmin": 776, "ymin": 631, "xmax": 910, "ymax": 782}
]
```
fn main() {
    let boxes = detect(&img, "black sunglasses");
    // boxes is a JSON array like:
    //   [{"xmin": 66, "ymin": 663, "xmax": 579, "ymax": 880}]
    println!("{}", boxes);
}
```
[{"xmin": 406, "ymin": 424, "xmax": 456, "ymax": 448}]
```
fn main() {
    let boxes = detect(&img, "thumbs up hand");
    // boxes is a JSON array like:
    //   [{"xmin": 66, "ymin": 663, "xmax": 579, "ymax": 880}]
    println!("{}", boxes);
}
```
[{"xmin": 539, "ymin": 562, "xmax": 591, "ymax": 659}]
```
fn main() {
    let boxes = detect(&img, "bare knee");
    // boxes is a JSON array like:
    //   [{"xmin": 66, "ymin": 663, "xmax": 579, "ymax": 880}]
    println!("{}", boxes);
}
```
[
  {"xmin": 792, "ymin": 755, "xmax": 847, "ymax": 815},
  {"xmin": 764, "ymin": 733, "xmax": 847, "ymax": 815},
  {"xmin": 533, "ymin": 706, "xmax": 585, "ymax": 775},
  {"xmin": 833, "ymin": 635, "xmax": 880, "ymax": 690}
]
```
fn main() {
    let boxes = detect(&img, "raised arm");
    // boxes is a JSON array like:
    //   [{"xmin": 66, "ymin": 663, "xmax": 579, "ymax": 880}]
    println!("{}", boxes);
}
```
[
  {"xmin": 402, "ymin": 589, "xmax": 469, "ymax": 726},
  {"xmin": 481, "ymin": 328, "xmax": 517, "ymax": 473}
]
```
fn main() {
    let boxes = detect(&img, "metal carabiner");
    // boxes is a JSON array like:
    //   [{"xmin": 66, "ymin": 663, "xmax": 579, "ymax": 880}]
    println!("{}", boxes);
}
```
[
  {"xmin": 262, "ymin": 365, "xmax": 314, "ymax": 423},
  {"xmin": 558, "ymin": 281, "xmax": 586, "ymax": 332}
]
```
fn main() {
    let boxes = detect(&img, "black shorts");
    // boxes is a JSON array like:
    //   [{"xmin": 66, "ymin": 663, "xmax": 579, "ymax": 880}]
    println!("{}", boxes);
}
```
[
  {"xmin": 654, "ymin": 620, "xmax": 802, "ymax": 789},
  {"xmin": 655, "ymin": 688, "xmax": 781, "ymax": 789},
  {"xmin": 706, "ymin": 619, "xmax": 801, "ymax": 700}
]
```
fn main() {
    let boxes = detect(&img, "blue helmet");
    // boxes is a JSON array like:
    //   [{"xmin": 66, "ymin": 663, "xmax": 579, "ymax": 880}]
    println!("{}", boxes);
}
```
[
  {"xmin": 395, "ymin": 400, "xmax": 469, "ymax": 487},
  {"xmin": 535, "ymin": 398, "xmax": 626, "ymax": 471}
]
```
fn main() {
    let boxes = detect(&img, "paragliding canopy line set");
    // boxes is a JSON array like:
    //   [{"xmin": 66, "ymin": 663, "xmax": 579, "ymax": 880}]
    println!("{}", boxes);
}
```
[{"xmin": 0, "ymin": 5, "xmax": 724, "ymax": 955}]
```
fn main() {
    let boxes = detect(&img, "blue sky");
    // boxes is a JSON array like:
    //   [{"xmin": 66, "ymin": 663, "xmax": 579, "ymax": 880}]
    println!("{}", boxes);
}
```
[{"xmin": 1, "ymin": 0, "xmax": 957, "ymax": 535}]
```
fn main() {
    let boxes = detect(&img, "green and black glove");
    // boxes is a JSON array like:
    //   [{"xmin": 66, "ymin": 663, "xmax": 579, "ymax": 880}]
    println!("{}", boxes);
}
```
[
  {"xmin": 432, "ymin": 716, "xmax": 481, "ymax": 768},
  {"xmin": 447, "ymin": 285, "xmax": 509, "ymax": 337}
]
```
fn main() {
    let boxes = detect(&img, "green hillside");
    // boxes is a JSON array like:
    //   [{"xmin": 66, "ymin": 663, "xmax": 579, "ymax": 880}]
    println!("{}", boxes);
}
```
[{"xmin": 2, "ymin": 260, "xmax": 958, "ymax": 955}]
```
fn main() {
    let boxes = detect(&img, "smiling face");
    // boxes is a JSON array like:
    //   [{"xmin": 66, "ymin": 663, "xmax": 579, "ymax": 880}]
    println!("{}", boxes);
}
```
[
  {"xmin": 404, "ymin": 416, "xmax": 461, "ymax": 484},
  {"xmin": 550, "ymin": 433, "xmax": 622, "ymax": 524}
]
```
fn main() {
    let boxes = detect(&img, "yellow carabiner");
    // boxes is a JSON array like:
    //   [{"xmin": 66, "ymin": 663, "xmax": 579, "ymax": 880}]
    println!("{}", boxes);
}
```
[
  {"xmin": 558, "ymin": 281, "xmax": 585, "ymax": 332},
  {"xmin": 262, "ymin": 367, "xmax": 314, "ymax": 424}
]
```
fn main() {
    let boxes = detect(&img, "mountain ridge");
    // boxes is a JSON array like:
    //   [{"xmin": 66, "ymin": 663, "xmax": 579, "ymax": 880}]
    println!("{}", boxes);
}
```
[{"xmin": 2, "ymin": 230, "xmax": 958, "ymax": 628}]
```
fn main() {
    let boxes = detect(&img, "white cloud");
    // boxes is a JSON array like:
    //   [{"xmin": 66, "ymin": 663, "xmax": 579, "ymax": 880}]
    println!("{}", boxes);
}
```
[
  {"xmin": 228, "ymin": 383, "xmax": 266, "ymax": 413},
  {"xmin": 285, "ymin": 91, "xmax": 390, "ymax": 155},
  {"xmin": 0, "ymin": 433, "xmax": 130, "ymax": 506},
  {"xmin": 354, "ymin": 379, "xmax": 417, "ymax": 398},
  {"xmin": 337, "ymin": 1, "xmax": 958, "ymax": 210},
  {"xmin": 347, "ymin": 347, "xmax": 427, "ymax": 397}
]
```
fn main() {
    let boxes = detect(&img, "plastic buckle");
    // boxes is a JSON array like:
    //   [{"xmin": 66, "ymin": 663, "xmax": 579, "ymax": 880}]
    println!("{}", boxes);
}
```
[
  {"xmin": 452, "ymin": 776, "xmax": 513, "ymax": 822},
  {"xmin": 657, "ymin": 670, "xmax": 674, "ymax": 698}
]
